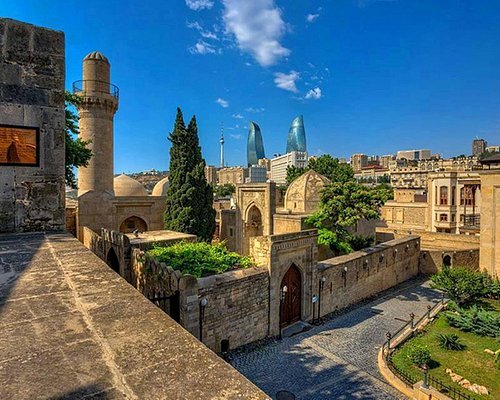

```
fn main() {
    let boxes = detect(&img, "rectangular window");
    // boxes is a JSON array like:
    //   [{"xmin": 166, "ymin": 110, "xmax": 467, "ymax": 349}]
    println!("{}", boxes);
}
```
[
  {"xmin": 451, "ymin": 186, "xmax": 456, "ymax": 206},
  {"xmin": 439, "ymin": 213, "xmax": 448, "ymax": 222},
  {"xmin": 440, "ymin": 186, "xmax": 448, "ymax": 205}
]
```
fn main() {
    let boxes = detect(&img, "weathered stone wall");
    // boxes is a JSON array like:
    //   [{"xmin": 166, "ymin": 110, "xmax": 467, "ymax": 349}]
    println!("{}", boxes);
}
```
[
  {"xmin": 272, "ymin": 212, "xmax": 309, "ymax": 235},
  {"xmin": 198, "ymin": 268, "xmax": 270, "ymax": 352},
  {"xmin": 381, "ymin": 202, "xmax": 429, "ymax": 231},
  {"xmin": 0, "ymin": 18, "xmax": 65, "ymax": 232},
  {"xmin": 81, "ymin": 226, "xmax": 104, "ymax": 259},
  {"xmin": 479, "ymin": 170, "xmax": 500, "ymax": 277},
  {"xmin": 219, "ymin": 208, "xmax": 237, "ymax": 252},
  {"xmin": 419, "ymin": 249, "xmax": 479, "ymax": 274},
  {"xmin": 377, "ymin": 228, "xmax": 479, "ymax": 250},
  {"xmin": 315, "ymin": 236, "xmax": 420, "ymax": 317}
]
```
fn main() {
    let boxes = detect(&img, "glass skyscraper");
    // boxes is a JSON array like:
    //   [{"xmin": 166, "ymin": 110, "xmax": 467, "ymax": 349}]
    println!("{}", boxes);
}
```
[
  {"xmin": 247, "ymin": 121, "xmax": 265, "ymax": 167},
  {"xmin": 286, "ymin": 115, "xmax": 307, "ymax": 153}
]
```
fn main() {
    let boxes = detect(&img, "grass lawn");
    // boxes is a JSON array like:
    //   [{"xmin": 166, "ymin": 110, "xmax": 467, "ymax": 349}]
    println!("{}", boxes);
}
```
[{"xmin": 391, "ymin": 300, "xmax": 500, "ymax": 399}]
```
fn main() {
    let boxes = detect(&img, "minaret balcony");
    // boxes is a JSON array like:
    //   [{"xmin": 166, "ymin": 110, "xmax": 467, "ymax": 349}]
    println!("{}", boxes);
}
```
[{"xmin": 72, "ymin": 80, "xmax": 119, "ymax": 100}]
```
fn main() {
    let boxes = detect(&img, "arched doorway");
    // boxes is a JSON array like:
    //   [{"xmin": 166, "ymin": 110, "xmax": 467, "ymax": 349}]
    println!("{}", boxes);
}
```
[
  {"xmin": 243, "ymin": 204, "xmax": 263, "ymax": 254},
  {"xmin": 443, "ymin": 254, "xmax": 452, "ymax": 267},
  {"xmin": 106, "ymin": 248, "xmax": 120, "ymax": 274},
  {"xmin": 246, "ymin": 205, "xmax": 263, "ymax": 238},
  {"xmin": 119, "ymin": 216, "xmax": 147, "ymax": 233},
  {"xmin": 280, "ymin": 264, "xmax": 302, "ymax": 328}
]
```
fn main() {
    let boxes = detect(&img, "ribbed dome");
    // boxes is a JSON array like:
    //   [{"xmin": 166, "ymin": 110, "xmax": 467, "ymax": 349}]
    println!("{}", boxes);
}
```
[
  {"xmin": 84, "ymin": 51, "xmax": 109, "ymax": 63},
  {"xmin": 114, "ymin": 174, "xmax": 148, "ymax": 197},
  {"xmin": 152, "ymin": 177, "xmax": 169, "ymax": 196},
  {"xmin": 284, "ymin": 170, "xmax": 330, "ymax": 214}
]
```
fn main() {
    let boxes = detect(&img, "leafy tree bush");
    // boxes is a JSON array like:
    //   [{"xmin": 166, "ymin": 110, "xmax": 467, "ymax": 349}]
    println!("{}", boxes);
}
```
[
  {"xmin": 213, "ymin": 183, "xmax": 235, "ymax": 198},
  {"xmin": 148, "ymin": 241, "xmax": 253, "ymax": 278},
  {"xmin": 306, "ymin": 181, "xmax": 389, "ymax": 255},
  {"xmin": 65, "ymin": 91, "xmax": 92, "ymax": 188},
  {"xmin": 444, "ymin": 305, "xmax": 500, "ymax": 337},
  {"xmin": 286, "ymin": 154, "xmax": 354, "ymax": 185},
  {"xmin": 407, "ymin": 343, "xmax": 431, "ymax": 366},
  {"xmin": 164, "ymin": 108, "xmax": 215, "ymax": 241},
  {"xmin": 496, "ymin": 352, "xmax": 500, "ymax": 370},
  {"xmin": 436, "ymin": 333, "xmax": 465, "ymax": 350},
  {"xmin": 430, "ymin": 266, "xmax": 489, "ymax": 306},
  {"xmin": 349, "ymin": 234, "xmax": 375, "ymax": 251}
]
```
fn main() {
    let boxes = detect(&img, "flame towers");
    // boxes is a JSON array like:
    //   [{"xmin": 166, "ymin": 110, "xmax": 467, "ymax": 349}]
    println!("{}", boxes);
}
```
[
  {"xmin": 286, "ymin": 115, "xmax": 307, "ymax": 153},
  {"xmin": 247, "ymin": 121, "xmax": 265, "ymax": 167}
]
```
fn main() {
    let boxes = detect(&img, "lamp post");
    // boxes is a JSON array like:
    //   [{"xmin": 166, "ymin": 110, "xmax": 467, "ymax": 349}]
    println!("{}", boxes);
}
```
[
  {"xmin": 422, "ymin": 364, "xmax": 429, "ymax": 389},
  {"xmin": 318, "ymin": 276, "xmax": 326, "ymax": 324},
  {"xmin": 279, "ymin": 285, "xmax": 287, "ymax": 340},
  {"xmin": 199, "ymin": 297, "xmax": 208, "ymax": 342}
]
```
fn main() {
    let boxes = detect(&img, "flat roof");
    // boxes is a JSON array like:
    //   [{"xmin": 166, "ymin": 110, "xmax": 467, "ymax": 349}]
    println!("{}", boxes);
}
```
[
  {"xmin": 0, "ymin": 232, "xmax": 266, "ymax": 399},
  {"xmin": 126, "ymin": 229, "xmax": 196, "ymax": 245}
]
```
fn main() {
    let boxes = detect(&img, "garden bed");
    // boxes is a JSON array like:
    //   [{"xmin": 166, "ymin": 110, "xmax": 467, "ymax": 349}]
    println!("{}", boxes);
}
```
[
  {"xmin": 147, "ymin": 241, "xmax": 253, "ymax": 278},
  {"xmin": 391, "ymin": 300, "xmax": 500, "ymax": 399}
]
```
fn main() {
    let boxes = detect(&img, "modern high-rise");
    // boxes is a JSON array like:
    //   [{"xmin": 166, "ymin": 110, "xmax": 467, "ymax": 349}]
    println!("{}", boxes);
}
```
[
  {"xmin": 472, "ymin": 139, "xmax": 487, "ymax": 156},
  {"xmin": 270, "ymin": 151, "xmax": 308, "ymax": 184},
  {"xmin": 396, "ymin": 149, "xmax": 432, "ymax": 161},
  {"xmin": 286, "ymin": 115, "xmax": 307, "ymax": 153},
  {"xmin": 247, "ymin": 122, "xmax": 265, "ymax": 167}
]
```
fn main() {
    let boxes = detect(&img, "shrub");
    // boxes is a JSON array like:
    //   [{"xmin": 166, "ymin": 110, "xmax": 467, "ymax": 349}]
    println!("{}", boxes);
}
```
[
  {"xmin": 436, "ymin": 333, "xmax": 465, "ymax": 350},
  {"xmin": 407, "ymin": 343, "xmax": 431, "ymax": 366},
  {"xmin": 444, "ymin": 305, "xmax": 500, "ymax": 338},
  {"xmin": 147, "ymin": 241, "xmax": 253, "ymax": 278},
  {"xmin": 431, "ymin": 266, "xmax": 489, "ymax": 305}
]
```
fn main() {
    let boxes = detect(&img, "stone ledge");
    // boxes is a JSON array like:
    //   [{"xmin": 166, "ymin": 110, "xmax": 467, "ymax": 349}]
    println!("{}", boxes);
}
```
[{"xmin": 0, "ymin": 232, "xmax": 268, "ymax": 400}]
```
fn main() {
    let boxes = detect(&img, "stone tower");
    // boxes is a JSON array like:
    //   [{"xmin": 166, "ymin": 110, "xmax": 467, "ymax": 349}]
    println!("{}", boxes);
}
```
[{"xmin": 76, "ymin": 51, "xmax": 118, "ymax": 196}]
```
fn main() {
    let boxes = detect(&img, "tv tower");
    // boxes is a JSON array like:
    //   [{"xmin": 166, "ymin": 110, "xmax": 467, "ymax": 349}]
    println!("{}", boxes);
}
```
[{"xmin": 220, "ymin": 123, "xmax": 225, "ymax": 168}]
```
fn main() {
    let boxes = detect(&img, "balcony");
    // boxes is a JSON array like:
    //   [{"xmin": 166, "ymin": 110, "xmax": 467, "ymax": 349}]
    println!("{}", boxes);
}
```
[
  {"xmin": 72, "ymin": 79, "xmax": 119, "ymax": 99},
  {"xmin": 462, "ymin": 214, "xmax": 480, "ymax": 229}
]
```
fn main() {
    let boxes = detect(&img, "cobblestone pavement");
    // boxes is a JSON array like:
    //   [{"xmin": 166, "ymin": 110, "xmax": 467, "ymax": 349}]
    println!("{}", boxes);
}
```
[{"xmin": 228, "ymin": 278, "xmax": 442, "ymax": 400}]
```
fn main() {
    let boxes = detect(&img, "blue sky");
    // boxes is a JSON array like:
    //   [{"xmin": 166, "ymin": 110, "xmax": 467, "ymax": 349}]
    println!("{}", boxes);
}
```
[{"xmin": 3, "ymin": 0, "xmax": 500, "ymax": 172}]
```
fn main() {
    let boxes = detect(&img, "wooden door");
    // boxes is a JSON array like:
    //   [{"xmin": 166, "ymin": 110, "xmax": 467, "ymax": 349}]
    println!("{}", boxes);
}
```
[{"xmin": 280, "ymin": 264, "xmax": 302, "ymax": 327}]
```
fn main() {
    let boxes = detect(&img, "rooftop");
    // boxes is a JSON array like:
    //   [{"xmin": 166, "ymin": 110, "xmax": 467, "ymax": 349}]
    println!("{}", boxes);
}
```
[{"xmin": 0, "ymin": 232, "xmax": 266, "ymax": 399}]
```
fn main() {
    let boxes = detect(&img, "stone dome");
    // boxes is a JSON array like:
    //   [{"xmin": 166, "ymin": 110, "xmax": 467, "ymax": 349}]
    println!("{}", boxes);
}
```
[
  {"xmin": 152, "ymin": 177, "xmax": 169, "ymax": 196},
  {"xmin": 114, "ymin": 174, "xmax": 148, "ymax": 197},
  {"xmin": 84, "ymin": 51, "xmax": 109, "ymax": 63},
  {"xmin": 284, "ymin": 170, "xmax": 331, "ymax": 214}
]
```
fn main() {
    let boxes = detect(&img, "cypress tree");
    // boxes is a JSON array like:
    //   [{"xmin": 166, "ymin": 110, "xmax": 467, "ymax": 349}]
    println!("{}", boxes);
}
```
[{"xmin": 164, "ymin": 108, "xmax": 216, "ymax": 241}]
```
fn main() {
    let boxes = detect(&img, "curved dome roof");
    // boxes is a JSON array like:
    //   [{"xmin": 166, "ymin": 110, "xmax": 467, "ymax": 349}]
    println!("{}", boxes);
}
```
[
  {"xmin": 152, "ymin": 177, "xmax": 169, "ymax": 196},
  {"xmin": 284, "ymin": 170, "xmax": 330, "ymax": 214},
  {"xmin": 114, "ymin": 174, "xmax": 148, "ymax": 197},
  {"xmin": 84, "ymin": 51, "xmax": 109, "ymax": 63}
]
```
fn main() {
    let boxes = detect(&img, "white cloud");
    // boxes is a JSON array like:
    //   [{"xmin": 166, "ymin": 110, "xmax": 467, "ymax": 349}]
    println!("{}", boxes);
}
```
[
  {"xmin": 185, "ymin": 0, "xmax": 214, "ymax": 11},
  {"xmin": 189, "ymin": 40, "xmax": 217, "ymax": 54},
  {"xmin": 245, "ymin": 107, "xmax": 265, "ymax": 113},
  {"xmin": 274, "ymin": 70, "xmax": 299, "ymax": 93},
  {"xmin": 216, "ymin": 98, "xmax": 229, "ymax": 108},
  {"xmin": 187, "ymin": 21, "xmax": 218, "ymax": 40},
  {"xmin": 305, "ymin": 87, "xmax": 322, "ymax": 100},
  {"xmin": 222, "ymin": 0, "xmax": 290, "ymax": 67},
  {"xmin": 306, "ymin": 14, "xmax": 319, "ymax": 23},
  {"xmin": 230, "ymin": 134, "xmax": 242, "ymax": 139},
  {"xmin": 232, "ymin": 113, "xmax": 244, "ymax": 119}
]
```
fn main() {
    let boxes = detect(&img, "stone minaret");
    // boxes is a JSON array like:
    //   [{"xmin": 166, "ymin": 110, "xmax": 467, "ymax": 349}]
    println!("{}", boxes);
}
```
[{"xmin": 76, "ymin": 51, "xmax": 118, "ymax": 196}]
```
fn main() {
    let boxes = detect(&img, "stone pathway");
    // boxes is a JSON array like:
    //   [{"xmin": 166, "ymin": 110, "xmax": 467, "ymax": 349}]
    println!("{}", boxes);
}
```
[{"xmin": 228, "ymin": 277, "xmax": 442, "ymax": 400}]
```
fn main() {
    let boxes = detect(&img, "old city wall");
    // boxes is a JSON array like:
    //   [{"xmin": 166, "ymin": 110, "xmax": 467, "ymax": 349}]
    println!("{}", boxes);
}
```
[
  {"xmin": 377, "ymin": 228, "xmax": 479, "ymax": 250},
  {"xmin": 0, "ymin": 18, "xmax": 66, "ymax": 232},
  {"xmin": 315, "ymin": 236, "xmax": 421, "ymax": 317},
  {"xmin": 380, "ymin": 202, "xmax": 429, "ymax": 231},
  {"xmin": 197, "ymin": 268, "xmax": 270, "ymax": 352}
]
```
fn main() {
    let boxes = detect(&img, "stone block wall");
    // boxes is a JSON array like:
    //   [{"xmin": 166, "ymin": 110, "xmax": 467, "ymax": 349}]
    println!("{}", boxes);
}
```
[
  {"xmin": 0, "ymin": 18, "xmax": 65, "ymax": 232},
  {"xmin": 419, "ymin": 249, "xmax": 479, "ymax": 274},
  {"xmin": 315, "ymin": 236, "xmax": 420, "ymax": 317},
  {"xmin": 81, "ymin": 226, "xmax": 104, "ymax": 259},
  {"xmin": 197, "ymin": 268, "xmax": 270, "ymax": 352},
  {"xmin": 377, "ymin": 228, "xmax": 479, "ymax": 250}
]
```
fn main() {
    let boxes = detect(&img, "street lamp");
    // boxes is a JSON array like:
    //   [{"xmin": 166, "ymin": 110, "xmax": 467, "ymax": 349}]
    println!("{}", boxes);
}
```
[
  {"xmin": 199, "ymin": 297, "xmax": 208, "ymax": 342},
  {"xmin": 279, "ymin": 286, "xmax": 287, "ymax": 340},
  {"xmin": 318, "ymin": 276, "xmax": 326, "ymax": 324}
]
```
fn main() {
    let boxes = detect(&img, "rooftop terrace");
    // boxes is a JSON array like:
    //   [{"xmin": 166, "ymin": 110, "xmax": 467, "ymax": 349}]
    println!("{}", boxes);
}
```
[{"xmin": 0, "ymin": 232, "xmax": 267, "ymax": 399}]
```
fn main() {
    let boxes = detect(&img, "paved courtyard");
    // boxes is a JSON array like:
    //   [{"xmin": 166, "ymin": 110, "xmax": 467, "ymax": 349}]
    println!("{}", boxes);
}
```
[{"xmin": 228, "ymin": 278, "xmax": 442, "ymax": 400}]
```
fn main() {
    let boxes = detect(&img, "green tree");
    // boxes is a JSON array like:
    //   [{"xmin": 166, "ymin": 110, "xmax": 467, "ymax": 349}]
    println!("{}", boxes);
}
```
[
  {"xmin": 65, "ymin": 91, "xmax": 92, "ymax": 188},
  {"xmin": 431, "ymin": 266, "xmax": 490, "ymax": 305},
  {"xmin": 285, "ymin": 154, "xmax": 354, "ymax": 185},
  {"xmin": 213, "ymin": 183, "xmax": 235, "ymax": 198},
  {"xmin": 164, "ymin": 108, "xmax": 215, "ymax": 241},
  {"xmin": 306, "ymin": 181, "xmax": 388, "ymax": 254}
]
